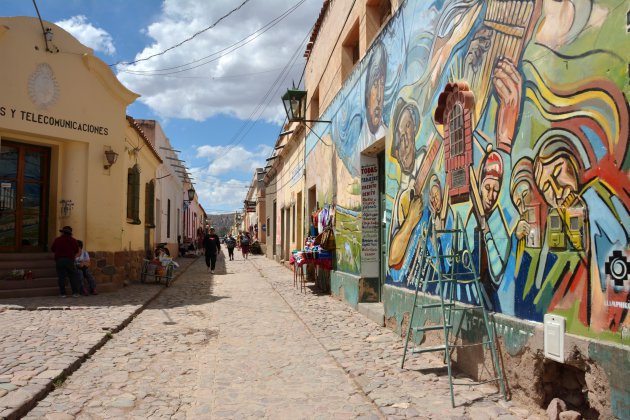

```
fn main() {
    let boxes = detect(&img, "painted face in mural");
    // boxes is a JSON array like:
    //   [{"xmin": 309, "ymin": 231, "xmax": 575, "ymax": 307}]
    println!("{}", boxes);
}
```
[
  {"xmin": 480, "ymin": 151, "xmax": 503, "ymax": 214},
  {"xmin": 430, "ymin": 184, "xmax": 442, "ymax": 215},
  {"xmin": 511, "ymin": 180, "xmax": 531, "ymax": 215},
  {"xmin": 395, "ymin": 106, "xmax": 416, "ymax": 173},
  {"xmin": 368, "ymin": 76, "xmax": 385, "ymax": 131},
  {"xmin": 535, "ymin": 154, "xmax": 579, "ymax": 209},
  {"xmin": 365, "ymin": 44, "xmax": 387, "ymax": 134},
  {"xmin": 481, "ymin": 178, "xmax": 500, "ymax": 214}
]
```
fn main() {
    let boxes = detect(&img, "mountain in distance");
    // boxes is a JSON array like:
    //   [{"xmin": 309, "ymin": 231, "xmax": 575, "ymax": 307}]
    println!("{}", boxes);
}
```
[{"xmin": 207, "ymin": 213, "xmax": 237, "ymax": 236}]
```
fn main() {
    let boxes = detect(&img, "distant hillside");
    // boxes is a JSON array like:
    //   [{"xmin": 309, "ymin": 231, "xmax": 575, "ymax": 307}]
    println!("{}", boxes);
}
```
[{"xmin": 207, "ymin": 213, "xmax": 236, "ymax": 236}]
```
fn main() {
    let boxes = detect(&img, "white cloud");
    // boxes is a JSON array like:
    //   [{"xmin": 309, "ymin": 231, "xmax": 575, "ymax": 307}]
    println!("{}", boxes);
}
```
[
  {"xmin": 196, "ymin": 144, "xmax": 272, "ymax": 176},
  {"xmin": 191, "ymin": 143, "xmax": 272, "ymax": 212},
  {"xmin": 193, "ymin": 175, "xmax": 249, "ymax": 213},
  {"xmin": 55, "ymin": 15, "xmax": 116, "ymax": 55},
  {"xmin": 117, "ymin": 0, "xmax": 319, "ymax": 122}
]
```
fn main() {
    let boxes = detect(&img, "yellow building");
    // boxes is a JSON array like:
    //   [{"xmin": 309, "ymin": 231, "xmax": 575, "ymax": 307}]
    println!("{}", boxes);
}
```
[{"xmin": 0, "ymin": 17, "xmax": 162, "ymax": 296}]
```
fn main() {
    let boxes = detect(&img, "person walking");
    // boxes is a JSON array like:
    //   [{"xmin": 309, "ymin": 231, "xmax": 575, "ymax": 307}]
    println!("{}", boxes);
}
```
[
  {"xmin": 240, "ymin": 231, "xmax": 251, "ymax": 259},
  {"xmin": 75, "ymin": 240, "xmax": 97, "ymax": 295},
  {"xmin": 51, "ymin": 226, "xmax": 80, "ymax": 297},
  {"xmin": 203, "ymin": 227, "xmax": 221, "ymax": 273},
  {"xmin": 225, "ymin": 233, "xmax": 237, "ymax": 261}
]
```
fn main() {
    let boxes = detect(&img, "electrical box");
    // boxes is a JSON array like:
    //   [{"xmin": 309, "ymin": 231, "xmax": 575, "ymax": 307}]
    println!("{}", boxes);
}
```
[{"xmin": 544, "ymin": 314, "xmax": 565, "ymax": 363}]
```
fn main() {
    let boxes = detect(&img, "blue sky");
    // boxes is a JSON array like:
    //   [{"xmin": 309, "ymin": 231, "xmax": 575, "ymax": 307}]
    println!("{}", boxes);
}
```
[{"xmin": 2, "ymin": 0, "xmax": 320, "ymax": 213}]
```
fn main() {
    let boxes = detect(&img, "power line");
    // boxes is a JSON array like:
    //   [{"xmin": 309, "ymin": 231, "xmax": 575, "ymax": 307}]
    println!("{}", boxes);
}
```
[
  {"xmin": 204, "ymin": 23, "xmax": 313, "ymax": 167},
  {"xmin": 118, "ymin": 63, "xmax": 302, "ymax": 79},
  {"xmin": 109, "ymin": 0, "xmax": 253, "ymax": 67},
  {"xmin": 120, "ymin": 0, "xmax": 306, "ymax": 75}
]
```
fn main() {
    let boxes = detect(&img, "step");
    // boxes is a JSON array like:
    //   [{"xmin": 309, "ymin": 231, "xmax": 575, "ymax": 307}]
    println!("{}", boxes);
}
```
[
  {"xmin": 0, "ymin": 277, "xmax": 58, "ymax": 290},
  {"xmin": 0, "ymin": 258, "xmax": 56, "ymax": 270},
  {"xmin": 414, "ymin": 324, "xmax": 451, "ymax": 332},
  {"xmin": 412, "ymin": 344, "xmax": 447, "ymax": 354},
  {"xmin": 415, "ymin": 302, "xmax": 454, "ymax": 309},
  {"xmin": 357, "ymin": 302, "xmax": 384, "ymax": 326},
  {"xmin": 0, "ymin": 282, "xmax": 117, "ymax": 299}
]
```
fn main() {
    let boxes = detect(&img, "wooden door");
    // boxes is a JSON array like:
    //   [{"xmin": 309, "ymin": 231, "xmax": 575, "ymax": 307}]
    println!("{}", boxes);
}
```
[{"xmin": 0, "ymin": 141, "xmax": 51, "ymax": 252}]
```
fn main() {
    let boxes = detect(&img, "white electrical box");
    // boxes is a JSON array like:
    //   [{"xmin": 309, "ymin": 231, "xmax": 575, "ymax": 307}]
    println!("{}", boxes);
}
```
[{"xmin": 544, "ymin": 314, "xmax": 565, "ymax": 363}]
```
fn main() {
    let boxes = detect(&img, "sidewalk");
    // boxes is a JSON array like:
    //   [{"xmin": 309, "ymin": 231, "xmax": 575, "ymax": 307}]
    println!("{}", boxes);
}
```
[
  {"xmin": 0, "ymin": 257, "xmax": 197, "ymax": 420},
  {"xmin": 249, "ymin": 256, "xmax": 545, "ymax": 419}
]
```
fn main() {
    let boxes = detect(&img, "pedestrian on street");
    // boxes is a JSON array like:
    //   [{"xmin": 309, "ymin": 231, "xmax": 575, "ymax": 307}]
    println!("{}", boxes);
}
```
[
  {"xmin": 225, "ymin": 233, "xmax": 237, "ymax": 260},
  {"xmin": 203, "ymin": 227, "xmax": 221, "ymax": 273},
  {"xmin": 240, "ymin": 231, "xmax": 251, "ymax": 259},
  {"xmin": 51, "ymin": 225, "xmax": 80, "ymax": 297},
  {"xmin": 75, "ymin": 240, "xmax": 97, "ymax": 295}
]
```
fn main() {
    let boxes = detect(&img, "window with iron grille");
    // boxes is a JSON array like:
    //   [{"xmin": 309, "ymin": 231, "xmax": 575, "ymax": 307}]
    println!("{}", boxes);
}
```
[
  {"xmin": 127, "ymin": 165, "xmax": 141, "ymax": 224},
  {"xmin": 449, "ymin": 103, "xmax": 464, "ymax": 157}
]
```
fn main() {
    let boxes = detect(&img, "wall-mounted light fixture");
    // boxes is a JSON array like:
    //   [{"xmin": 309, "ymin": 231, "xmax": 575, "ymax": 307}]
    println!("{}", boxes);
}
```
[
  {"xmin": 183, "ymin": 187, "xmax": 196, "ymax": 209},
  {"xmin": 60, "ymin": 199, "xmax": 74, "ymax": 217},
  {"xmin": 104, "ymin": 149, "xmax": 119, "ymax": 170},
  {"xmin": 281, "ymin": 87, "xmax": 331, "ymax": 124}
]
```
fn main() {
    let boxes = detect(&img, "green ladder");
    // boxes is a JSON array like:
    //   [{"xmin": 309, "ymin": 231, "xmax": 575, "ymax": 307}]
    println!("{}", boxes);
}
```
[{"xmin": 400, "ymin": 217, "xmax": 506, "ymax": 407}]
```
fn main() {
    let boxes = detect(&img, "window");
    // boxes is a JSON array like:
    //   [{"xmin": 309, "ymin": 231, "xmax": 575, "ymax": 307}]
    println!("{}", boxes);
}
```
[
  {"xmin": 266, "ymin": 217, "xmax": 270, "ymax": 237},
  {"xmin": 145, "ymin": 180, "xmax": 155, "ymax": 227},
  {"xmin": 341, "ymin": 20, "xmax": 360, "ymax": 80},
  {"xmin": 309, "ymin": 87, "xmax": 320, "ymax": 121},
  {"xmin": 126, "ymin": 165, "xmax": 141, "ymax": 224},
  {"xmin": 570, "ymin": 216, "xmax": 579, "ymax": 231},
  {"xmin": 366, "ymin": 0, "xmax": 392, "ymax": 46},
  {"xmin": 449, "ymin": 104, "xmax": 464, "ymax": 156},
  {"xmin": 550, "ymin": 215, "xmax": 561, "ymax": 230},
  {"xmin": 167, "ymin": 199, "xmax": 171, "ymax": 238}
]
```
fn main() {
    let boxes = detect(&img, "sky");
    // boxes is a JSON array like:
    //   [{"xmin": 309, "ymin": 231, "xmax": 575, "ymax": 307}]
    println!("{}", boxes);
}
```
[{"xmin": 2, "ymin": 0, "xmax": 321, "ymax": 213}]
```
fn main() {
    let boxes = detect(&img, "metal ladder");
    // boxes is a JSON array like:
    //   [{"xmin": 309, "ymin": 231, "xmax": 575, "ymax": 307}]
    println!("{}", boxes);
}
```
[{"xmin": 400, "ymin": 216, "xmax": 506, "ymax": 407}]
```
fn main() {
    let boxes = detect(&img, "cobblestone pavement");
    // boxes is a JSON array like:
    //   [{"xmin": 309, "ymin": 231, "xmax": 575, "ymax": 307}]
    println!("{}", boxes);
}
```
[
  {"xmin": 248, "ymin": 257, "xmax": 545, "ymax": 420},
  {"xmin": 4, "ymin": 253, "xmax": 545, "ymax": 419},
  {"xmin": 23, "ymin": 253, "xmax": 379, "ymax": 419},
  {"xmin": 0, "ymin": 258, "xmax": 196, "ymax": 420}
]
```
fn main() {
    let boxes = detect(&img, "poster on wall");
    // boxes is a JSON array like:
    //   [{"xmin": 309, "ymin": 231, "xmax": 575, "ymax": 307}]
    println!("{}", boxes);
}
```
[{"xmin": 361, "ymin": 157, "xmax": 379, "ymax": 278}]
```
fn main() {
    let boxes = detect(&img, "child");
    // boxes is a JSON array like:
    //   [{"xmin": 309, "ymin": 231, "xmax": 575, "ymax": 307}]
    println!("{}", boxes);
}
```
[{"xmin": 75, "ymin": 240, "xmax": 97, "ymax": 295}]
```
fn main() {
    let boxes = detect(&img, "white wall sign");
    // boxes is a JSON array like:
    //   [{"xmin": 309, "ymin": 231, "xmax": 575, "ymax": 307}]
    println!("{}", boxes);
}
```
[{"xmin": 361, "ymin": 157, "xmax": 379, "ymax": 277}]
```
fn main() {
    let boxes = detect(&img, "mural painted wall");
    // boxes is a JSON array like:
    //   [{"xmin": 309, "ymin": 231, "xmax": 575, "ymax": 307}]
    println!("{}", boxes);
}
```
[{"xmin": 305, "ymin": 0, "xmax": 629, "ymax": 344}]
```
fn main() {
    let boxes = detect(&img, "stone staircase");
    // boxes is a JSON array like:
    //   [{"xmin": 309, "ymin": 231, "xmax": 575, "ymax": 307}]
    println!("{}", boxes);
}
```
[{"xmin": 0, "ymin": 253, "xmax": 115, "ymax": 298}]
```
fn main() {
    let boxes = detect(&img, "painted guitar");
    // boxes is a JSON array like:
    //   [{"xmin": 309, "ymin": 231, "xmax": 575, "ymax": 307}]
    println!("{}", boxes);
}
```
[{"xmin": 388, "ymin": 140, "xmax": 441, "ymax": 270}]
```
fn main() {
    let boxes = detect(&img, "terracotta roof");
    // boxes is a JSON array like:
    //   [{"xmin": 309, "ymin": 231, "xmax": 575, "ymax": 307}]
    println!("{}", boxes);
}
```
[
  {"xmin": 126, "ymin": 115, "xmax": 163, "ymax": 163},
  {"xmin": 304, "ymin": 0, "xmax": 330, "ymax": 59}
]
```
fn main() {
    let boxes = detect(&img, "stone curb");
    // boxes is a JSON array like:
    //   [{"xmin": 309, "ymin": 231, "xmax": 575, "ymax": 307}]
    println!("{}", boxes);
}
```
[{"xmin": 0, "ymin": 257, "xmax": 198, "ymax": 420}]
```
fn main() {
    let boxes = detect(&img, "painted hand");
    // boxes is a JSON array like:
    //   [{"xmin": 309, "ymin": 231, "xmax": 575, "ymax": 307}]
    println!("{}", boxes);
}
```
[
  {"xmin": 493, "ymin": 58, "xmax": 522, "ymax": 153},
  {"xmin": 515, "ymin": 219, "xmax": 531, "ymax": 241}
]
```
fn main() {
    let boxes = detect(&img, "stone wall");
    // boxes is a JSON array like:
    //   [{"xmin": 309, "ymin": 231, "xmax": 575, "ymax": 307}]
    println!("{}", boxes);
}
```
[{"xmin": 89, "ymin": 249, "xmax": 146, "ymax": 287}]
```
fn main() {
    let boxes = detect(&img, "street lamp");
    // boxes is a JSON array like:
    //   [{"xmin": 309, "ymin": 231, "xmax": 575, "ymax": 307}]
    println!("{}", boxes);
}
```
[
  {"xmin": 183, "ymin": 187, "xmax": 195, "ymax": 208},
  {"xmin": 282, "ymin": 88, "xmax": 307, "ymax": 122},
  {"xmin": 281, "ymin": 87, "xmax": 331, "ymax": 124}
]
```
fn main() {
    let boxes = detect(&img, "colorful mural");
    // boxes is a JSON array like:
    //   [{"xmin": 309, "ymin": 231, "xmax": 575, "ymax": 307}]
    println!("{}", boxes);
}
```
[{"xmin": 305, "ymin": 0, "xmax": 629, "ymax": 343}]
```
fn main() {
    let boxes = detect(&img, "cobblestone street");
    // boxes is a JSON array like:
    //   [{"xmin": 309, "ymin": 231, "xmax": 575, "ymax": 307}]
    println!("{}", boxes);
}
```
[{"xmin": 1, "ymin": 253, "xmax": 545, "ymax": 419}]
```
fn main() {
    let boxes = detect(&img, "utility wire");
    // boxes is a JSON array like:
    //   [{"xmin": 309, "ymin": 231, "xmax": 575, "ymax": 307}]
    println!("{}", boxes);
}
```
[
  {"xmin": 207, "ymin": 23, "xmax": 312, "ymax": 162},
  {"xmin": 120, "ymin": 0, "xmax": 306, "ymax": 75},
  {"xmin": 118, "ymin": 63, "xmax": 302, "ymax": 79},
  {"xmin": 109, "ymin": 0, "xmax": 252, "ymax": 67}
]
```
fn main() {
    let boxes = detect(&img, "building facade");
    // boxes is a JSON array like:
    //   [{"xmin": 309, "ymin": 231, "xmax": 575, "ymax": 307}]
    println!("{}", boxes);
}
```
[
  {"xmin": 278, "ymin": 0, "xmax": 629, "ymax": 417},
  {"xmin": 0, "ymin": 17, "xmax": 189, "ymax": 294}
]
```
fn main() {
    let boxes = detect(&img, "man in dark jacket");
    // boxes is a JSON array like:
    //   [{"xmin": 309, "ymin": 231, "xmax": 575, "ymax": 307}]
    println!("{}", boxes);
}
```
[
  {"xmin": 203, "ymin": 227, "xmax": 221, "ymax": 273},
  {"xmin": 51, "ymin": 225, "xmax": 80, "ymax": 297}
]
